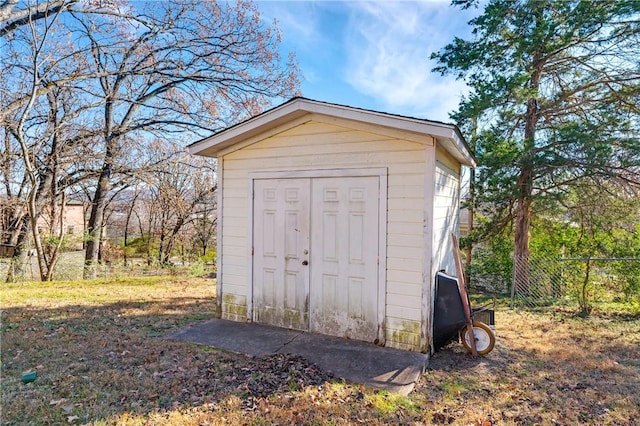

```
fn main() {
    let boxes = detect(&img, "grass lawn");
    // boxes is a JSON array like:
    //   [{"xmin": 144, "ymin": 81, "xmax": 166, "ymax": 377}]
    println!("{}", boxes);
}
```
[{"xmin": 1, "ymin": 277, "xmax": 639, "ymax": 425}]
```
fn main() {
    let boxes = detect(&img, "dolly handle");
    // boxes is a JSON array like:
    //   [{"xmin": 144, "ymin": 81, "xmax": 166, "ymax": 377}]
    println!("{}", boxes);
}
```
[{"xmin": 451, "ymin": 233, "xmax": 478, "ymax": 357}]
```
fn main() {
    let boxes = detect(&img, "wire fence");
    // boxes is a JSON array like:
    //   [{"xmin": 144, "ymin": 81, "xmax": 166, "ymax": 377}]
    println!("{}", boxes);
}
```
[
  {"xmin": 0, "ymin": 251, "xmax": 214, "ymax": 282},
  {"xmin": 468, "ymin": 251, "xmax": 640, "ymax": 311},
  {"xmin": 510, "ymin": 256, "xmax": 640, "ymax": 311},
  {"xmin": 3, "ymin": 249, "xmax": 637, "ymax": 314}
]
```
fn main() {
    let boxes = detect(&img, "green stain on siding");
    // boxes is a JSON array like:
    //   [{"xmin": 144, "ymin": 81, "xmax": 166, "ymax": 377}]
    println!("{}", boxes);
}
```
[
  {"xmin": 390, "ymin": 321, "xmax": 421, "ymax": 348},
  {"xmin": 222, "ymin": 293, "xmax": 247, "ymax": 318}
]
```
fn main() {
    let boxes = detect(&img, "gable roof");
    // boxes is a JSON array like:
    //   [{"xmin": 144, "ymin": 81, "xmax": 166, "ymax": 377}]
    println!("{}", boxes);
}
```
[{"xmin": 187, "ymin": 97, "xmax": 476, "ymax": 167}]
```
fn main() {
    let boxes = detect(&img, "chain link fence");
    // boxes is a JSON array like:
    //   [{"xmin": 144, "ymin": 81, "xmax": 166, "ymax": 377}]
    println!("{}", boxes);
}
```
[
  {"xmin": 467, "ymin": 248, "xmax": 640, "ymax": 312},
  {"xmin": 0, "ymin": 251, "xmax": 214, "ymax": 282},
  {"xmin": 3, "ymin": 248, "xmax": 637, "ymax": 314},
  {"xmin": 510, "ymin": 256, "xmax": 640, "ymax": 311}
]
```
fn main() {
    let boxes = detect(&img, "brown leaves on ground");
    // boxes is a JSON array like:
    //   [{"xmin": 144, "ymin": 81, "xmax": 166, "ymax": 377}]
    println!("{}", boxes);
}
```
[
  {"xmin": 1, "ymin": 278, "xmax": 639, "ymax": 425},
  {"xmin": 420, "ymin": 311, "xmax": 640, "ymax": 425}
]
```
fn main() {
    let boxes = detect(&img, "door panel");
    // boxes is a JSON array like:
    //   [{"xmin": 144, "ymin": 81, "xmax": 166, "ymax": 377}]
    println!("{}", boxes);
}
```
[
  {"xmin": 252, "ymin": 175, "xmax": 380, "ymax": 341},
  {"xmin": 253, "ymin": 179, "xmax": 310, "ymax": 330},
  {"xmin": 309, "ymin": 177, "xmax": 379, "ymax": 340}
]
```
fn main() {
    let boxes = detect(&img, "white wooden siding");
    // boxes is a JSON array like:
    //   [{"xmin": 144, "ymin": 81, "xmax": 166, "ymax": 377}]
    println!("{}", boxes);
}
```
[
  {"xmin": 220, "ymin": 119, "xmax": 427, "ymax": 350},
  {"xmin": 432, "ymin": 147, "xmax": 461, "ymax": 276}
]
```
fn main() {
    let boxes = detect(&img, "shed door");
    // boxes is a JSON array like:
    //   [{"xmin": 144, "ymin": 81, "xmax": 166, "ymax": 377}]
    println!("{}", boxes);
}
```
[
  {"xmin": 309, "ymin": 177, "xmax": 380, "ymax": 341},
  {"xmin": 253, "ymin": 179, "xmax": 310, "ymax": 330},
  {"xmin": 253, "ymin": 176, "xmax": 380, "ymax": 341}
]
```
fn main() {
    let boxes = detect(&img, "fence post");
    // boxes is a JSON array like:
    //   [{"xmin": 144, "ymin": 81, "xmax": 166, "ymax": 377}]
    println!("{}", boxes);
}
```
[{"xmin": 510, "ymin": 256, "xmax": 517, "ymax": 309}]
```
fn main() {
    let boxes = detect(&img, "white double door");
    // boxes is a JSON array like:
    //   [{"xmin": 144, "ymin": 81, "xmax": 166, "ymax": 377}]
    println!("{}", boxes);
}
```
[{"xmin": 253, "ymin": 176, "xmax": 380, "ymax": 341}]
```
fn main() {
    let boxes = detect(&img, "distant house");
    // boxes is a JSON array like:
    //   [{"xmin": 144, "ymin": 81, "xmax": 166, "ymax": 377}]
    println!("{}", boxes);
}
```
[
  {"xmin": 1, "ymin": 200, "xmax": 87, "ymax": 255},
  {"xmin": 36, "ymin": 201, "xmax": 86, "ymax": 250},
  {"xmin": 188, "ymin": 98, "xmax": 476, "ymax": 352}
]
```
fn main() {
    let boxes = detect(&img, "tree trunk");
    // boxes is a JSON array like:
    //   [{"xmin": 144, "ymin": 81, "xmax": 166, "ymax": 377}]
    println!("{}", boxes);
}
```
[
  {"xmin": 158, "ymin": 230, "xmax": 167, "ymax": 265},
  {"xmin": 123, "ymin": 208, "xmax": 131, "ymax": 267},
  {"xmin": 122, "ymin": 192, "xmax": 139, "ymax": 267},
  {"xmin": 44, "ymin": 192, "xmax": 66, "ymax": 281},
  {"xmin": 513, "ymin": 175, "xmax": 532, "ymax": 293},
  {"xmin": 163, "ymin": 217, "xmax": 185, "ymax": 265},
  {"xmin": 513, "ymin": 92, "xmax": 537, "ymax": 293},
  {"xmin": 512, "ymin": 6, "xmax": 544, "ymax": 292},
  {"xmin": 5, "ymin": 215, "xmax": 28, "ymax": 283},
  {"xmin": 4, "ymin": 170, "xmax": 55, "ymax": 281},
  {"xmin": 4, "ymin": 205, "xmax": 26, "ymax": 247},
  {"xmin": 84, "ymin": 164, "xmax": 111, "ymax": 278},
  {"xmin": 513, "ymin": 93, "xmax": 536, "ymax": 294},
  {"xmin": 27, "ymin": 185, "xmax": 48, "ymax": 281}
]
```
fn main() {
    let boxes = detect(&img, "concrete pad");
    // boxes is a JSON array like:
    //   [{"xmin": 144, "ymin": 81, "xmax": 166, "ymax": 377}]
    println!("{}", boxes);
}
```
[
  {"xmin": 282, "ymin": 332, "xmax": 428, "ymax": 395},
  {"xmin": 170, "ymin": 319, "xmax": 301, "ymax": 357},
  {"xmin": 169, "ymin": 318, "xmax": 428, "ymax": 395}
]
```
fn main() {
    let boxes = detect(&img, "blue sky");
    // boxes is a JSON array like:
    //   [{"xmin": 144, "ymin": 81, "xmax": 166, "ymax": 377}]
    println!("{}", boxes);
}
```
[{"xmin": 257, "ymin": 1, "xmax": 480, "ymax": 123}]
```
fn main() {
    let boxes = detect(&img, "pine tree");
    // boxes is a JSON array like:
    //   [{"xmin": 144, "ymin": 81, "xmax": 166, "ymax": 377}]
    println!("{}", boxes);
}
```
[{"xmin": 433, "ymin": 0, "xmax": 640, "ymax": 290}]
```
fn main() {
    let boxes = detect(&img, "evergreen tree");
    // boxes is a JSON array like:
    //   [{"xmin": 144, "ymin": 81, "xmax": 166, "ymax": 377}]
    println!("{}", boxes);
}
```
[{"xmin": 433, "ymin": 0, "xmax": 640, "ymax": 290}]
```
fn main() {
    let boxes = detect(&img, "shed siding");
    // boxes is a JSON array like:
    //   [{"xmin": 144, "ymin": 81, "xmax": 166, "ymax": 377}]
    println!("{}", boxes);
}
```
[
  {"xmin": 432, "ymin": 147, "xmax": 461, "ymax": 275},
  {"xmin": 220, "ymin": 120, "xmax": 428, "ymax": 350}
]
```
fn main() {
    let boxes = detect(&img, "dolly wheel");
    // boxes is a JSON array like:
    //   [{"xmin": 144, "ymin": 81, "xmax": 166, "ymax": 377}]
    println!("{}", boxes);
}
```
[{"xmin": 460, "ymin": 321, "xmax": 495, "ymax": 355}]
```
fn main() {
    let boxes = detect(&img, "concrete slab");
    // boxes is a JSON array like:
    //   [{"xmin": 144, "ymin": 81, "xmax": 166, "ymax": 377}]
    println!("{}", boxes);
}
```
[
  {"xmin": 171, "ymin": 319, "xmax": 301, "ymax": 357},
  {"xmin": 169, "ymin": 318, "xmax": 428, "ymax": 395}
]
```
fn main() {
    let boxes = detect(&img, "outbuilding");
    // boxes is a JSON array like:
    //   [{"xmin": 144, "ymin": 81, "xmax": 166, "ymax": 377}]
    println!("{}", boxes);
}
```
[{"xmin": 188, "ymin": 98, "xmax": 475, "ymax": 352}]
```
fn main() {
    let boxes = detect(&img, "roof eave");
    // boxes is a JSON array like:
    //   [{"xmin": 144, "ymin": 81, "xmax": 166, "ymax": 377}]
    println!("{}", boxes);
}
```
[
  {"xmin": 187, "ymin": 99, "xmax": 310, "ymax": 157},
  {"xmin": 187, "ymin": 97, "xmax": 476, "ymax": 167}
]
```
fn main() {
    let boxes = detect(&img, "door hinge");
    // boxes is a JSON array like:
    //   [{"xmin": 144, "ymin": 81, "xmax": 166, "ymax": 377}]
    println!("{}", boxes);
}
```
[{"xmin": 251, "ymin": 247, "xmax": 254, "ymax": 256}]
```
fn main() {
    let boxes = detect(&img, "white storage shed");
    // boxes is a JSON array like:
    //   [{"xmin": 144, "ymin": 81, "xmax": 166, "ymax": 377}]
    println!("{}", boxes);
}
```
[{"xmin": 188, "ymin": 98, "xmax": 475, "ymax": 352}]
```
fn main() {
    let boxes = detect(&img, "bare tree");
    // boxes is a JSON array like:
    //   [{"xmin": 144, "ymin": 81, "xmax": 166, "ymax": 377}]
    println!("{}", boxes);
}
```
[
  {"xmin": 144, "ymin": 147, "xmax": 217, "ymax": 265},
  {"xmin": 64, "ymin": 1, "xmax": 298, "ymax": 277},
  {"xmin": 1, "ymin": 7, "xmax": 77, "ymax": 280},
  {"xmin": 1, "ymin": 0, "xmax": 128, "ymax": 281},
  {"xmin": 0, "ymin": 0, "xmax": 75, "ymax": 36},
  {"xmin": 192, "ymin": 196, "xmax": 217, "ymax": 258},
  {"xmin": 2, "ymin": 0, "xmax": 299, "ymax": 280}
]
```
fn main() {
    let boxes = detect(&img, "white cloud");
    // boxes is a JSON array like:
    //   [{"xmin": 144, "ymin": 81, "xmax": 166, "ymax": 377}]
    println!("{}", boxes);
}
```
[
  {"xmin": 258, "ymin": 1, "xmax": 321, "ymax": 43},
  {"xmin": 342, "ymin": 1, "xmax": 474, "ymax": 122}
]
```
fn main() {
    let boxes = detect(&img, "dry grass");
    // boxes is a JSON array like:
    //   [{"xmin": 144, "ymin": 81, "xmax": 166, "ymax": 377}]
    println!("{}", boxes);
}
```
[
  {"xmin": 1, "ymin": 278, "xmax": 639, "ymax": 425},
  {"xmin": 421, "ymin": 311, "xmax": 640, "ymax": 425}
]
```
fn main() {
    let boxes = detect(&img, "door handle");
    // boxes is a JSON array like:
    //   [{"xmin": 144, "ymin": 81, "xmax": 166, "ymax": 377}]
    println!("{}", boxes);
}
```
[{"xmin": 302, "ymin": 260, "xmax": 309, "ymax": 266}]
